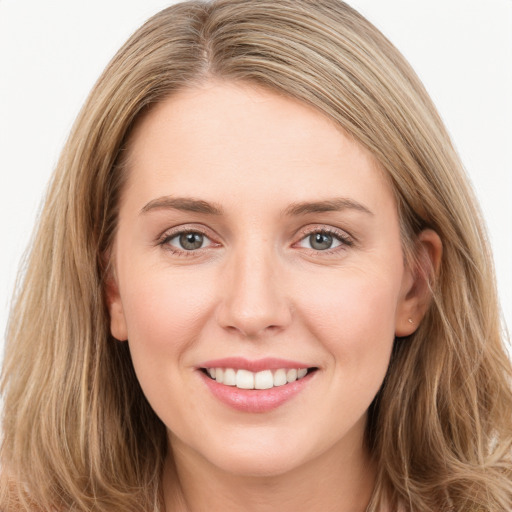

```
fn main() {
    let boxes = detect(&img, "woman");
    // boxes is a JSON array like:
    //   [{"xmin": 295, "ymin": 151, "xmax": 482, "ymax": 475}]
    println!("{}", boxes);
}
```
[{"xmin": 1, "ymin": 1, "xmax": 511, "ymax": 510}]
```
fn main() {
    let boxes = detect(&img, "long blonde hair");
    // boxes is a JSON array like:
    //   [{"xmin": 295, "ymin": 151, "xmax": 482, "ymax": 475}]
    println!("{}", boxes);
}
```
[{"xmin": 2, "ymin": 1, "xmax": 511, "ymax": 510}]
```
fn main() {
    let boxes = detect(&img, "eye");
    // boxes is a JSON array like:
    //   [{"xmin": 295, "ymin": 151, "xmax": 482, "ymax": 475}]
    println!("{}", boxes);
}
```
[
  {"xmin": 297, "ymin": 229, "xmax": 352, "ymax": 251},
  {"xmin": 165, "ymin": 231, "xmax": 211, "ymax": 251}
]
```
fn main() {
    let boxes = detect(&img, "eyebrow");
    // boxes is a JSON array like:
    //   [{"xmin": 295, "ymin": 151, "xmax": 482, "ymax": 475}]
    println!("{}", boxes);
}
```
[
  {"xmin": 283, "ymin": 198, "xmax": 373, "ymax": 216},
  {"xmin": 140, "ymin": 196, "xmax": 373, "ymax": 217},
  {"xmin": 140, "ymin": 196, "xmax": 223, "ymax": 215}
]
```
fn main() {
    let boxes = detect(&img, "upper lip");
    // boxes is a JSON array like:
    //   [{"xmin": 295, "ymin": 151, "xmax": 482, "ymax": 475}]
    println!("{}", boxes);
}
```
[{"xmin": 197, "ymin": 357, "xmax": 315, "ymax": 373}]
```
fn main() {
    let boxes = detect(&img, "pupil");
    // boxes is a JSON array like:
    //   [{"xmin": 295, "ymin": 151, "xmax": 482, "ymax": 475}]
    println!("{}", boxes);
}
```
[
  {"xmin": 180, "ymin": 232, "xmax": 203, "ymax": 250},
  {"xmin": 310, "ymin": 233, "xmax": 332, "ymax": 250}
]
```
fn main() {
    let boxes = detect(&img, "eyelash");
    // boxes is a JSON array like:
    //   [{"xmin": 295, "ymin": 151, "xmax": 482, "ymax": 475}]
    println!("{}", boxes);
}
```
[
  {"xmin": 157, "ymin": 225, "xmax": 354, "ymax": 257},
  {"xmin": 157, "ymin": 226, "xmax": 215, "ymax": 257},
  {"xmin": 296, "ymin": 226, "xmax": 354, "ymax": 255}
]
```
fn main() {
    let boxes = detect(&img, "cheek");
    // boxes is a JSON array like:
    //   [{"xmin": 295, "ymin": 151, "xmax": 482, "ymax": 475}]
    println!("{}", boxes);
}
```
[
  {"xmin": 118, "ymin": 267, "xmax": 216, "ymax": 363},
  {"xmin": 303, "ymin": 268, "xmax": 400, "ymax": 333},
  {"xmin": 298, "ymin": 268, "xmax": 401, "ymax": 382},
  {"xmin": 117, "ymin": 268, "xmax": 218, "ymax": 428}
]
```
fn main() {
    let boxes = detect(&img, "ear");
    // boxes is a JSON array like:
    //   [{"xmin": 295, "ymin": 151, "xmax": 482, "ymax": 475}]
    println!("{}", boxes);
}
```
[
  {"xmin": 104, "ymin": 266, "xmax": 128, "ymax": 342},
  {"xmin": 395, "ymin": 229, "xmax": 442, "ymax": 337}
]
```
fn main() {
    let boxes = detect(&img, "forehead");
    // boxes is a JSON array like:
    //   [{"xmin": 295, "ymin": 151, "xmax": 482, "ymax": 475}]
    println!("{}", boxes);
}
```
[{"xmin": 123, "ymin": 80, "xmax": 393, "ymax": 213}]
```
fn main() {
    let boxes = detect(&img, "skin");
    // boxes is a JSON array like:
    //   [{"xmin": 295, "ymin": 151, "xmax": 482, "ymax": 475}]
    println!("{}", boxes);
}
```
[{"xmin": 107, "ymin": 80, "xmax": 441, "ymax": 512}]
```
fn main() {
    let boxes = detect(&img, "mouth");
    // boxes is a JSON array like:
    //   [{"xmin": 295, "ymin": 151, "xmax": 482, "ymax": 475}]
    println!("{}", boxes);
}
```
[
  {"xmin": 200, "ymin": 366, "xmax": 318, "ymax": 390},
  {"xmin": 197, "ymin": 359, "xmax": 319, "ymax": 413}
]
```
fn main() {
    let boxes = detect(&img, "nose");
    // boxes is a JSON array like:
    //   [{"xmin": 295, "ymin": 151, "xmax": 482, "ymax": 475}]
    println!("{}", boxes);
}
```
[{"xmin": 216, "ymin": 246, "xmax": 292, "ymax": 338}]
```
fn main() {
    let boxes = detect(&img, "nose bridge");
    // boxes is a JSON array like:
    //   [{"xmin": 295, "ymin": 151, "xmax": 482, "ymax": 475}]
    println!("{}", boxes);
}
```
[{"xmin": 217, "ymin": 236, "xmax": 291, "ymax": 337}]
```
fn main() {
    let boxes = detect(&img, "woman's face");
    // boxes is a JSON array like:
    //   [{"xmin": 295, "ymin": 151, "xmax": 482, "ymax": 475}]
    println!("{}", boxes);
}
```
[{"xmin": 108, "ymin": 80, "xmax": 418, "ymax": 477}]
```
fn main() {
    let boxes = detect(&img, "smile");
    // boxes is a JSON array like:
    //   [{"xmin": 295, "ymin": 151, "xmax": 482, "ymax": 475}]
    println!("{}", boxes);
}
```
[
  {"xmin": 198, "ymin": 358, "xmax": 318, "ymax": 413},
  {"xmin": 202, "ymin": 367, "xmax": 313, "ymax": 390}
]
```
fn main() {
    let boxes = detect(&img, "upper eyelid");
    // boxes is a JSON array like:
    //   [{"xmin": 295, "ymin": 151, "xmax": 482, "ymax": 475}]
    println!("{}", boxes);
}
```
[
  {"xmin": 157, "ymin": 223, "xmax": 214, "ymax": 242},
  {"xmin": 294, "ymin": 224, "xmax": 354, "ymax": 241},
  {"xmin": 300, "ymin": 226, "xmax": 348, "ymax": 235}
]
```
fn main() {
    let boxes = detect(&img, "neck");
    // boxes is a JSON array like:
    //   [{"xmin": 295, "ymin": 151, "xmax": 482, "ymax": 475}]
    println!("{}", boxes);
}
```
[{"xmin": 163, "ymin": 432, "xmax": 376, "ymax": 512}]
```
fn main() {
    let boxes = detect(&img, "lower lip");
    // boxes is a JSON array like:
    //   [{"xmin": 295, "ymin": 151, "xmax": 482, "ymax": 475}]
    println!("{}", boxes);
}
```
[{"xmin": 199, "ymin": 370, "xmax": 316, "ymax": 413}]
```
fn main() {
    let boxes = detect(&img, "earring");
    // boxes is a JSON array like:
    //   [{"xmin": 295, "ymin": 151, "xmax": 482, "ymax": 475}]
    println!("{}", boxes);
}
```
[{"xmin": 408, "ymin": 318, "xmax": 414, "ymax": 324}]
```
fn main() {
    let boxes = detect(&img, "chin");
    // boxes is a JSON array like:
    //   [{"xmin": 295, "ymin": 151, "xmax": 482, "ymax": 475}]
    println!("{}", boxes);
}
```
[
  {"xmin": 209, "ymin": 449, "xmax": 306, "ymax": 478},
  {"xmin": 190, "ymin": 427, "xmax": 322, "ymax": 478}
]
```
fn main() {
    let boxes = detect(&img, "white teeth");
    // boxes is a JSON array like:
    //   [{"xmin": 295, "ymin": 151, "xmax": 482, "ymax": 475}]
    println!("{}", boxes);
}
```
[
  {"xmin": 236, "ymin": 369, "xmax": 255, "ymax": 389},
  {"xmin": 206, "ymin": 367, "xmax": 311, "ymax": 389},
  {"xmin": 255, "ymin": 370, "xmax": 273, "ymax": 390},
  {"xmin": 273, "ymin": 368, "xmax": 287, "ymax": 387},
  {"xmin": 286, "ymin": 368, "xmax": 298, "ymax": 383},
  {"xmin": 223, "ymin": 368, "xmax": 236, "ymax": 386}
]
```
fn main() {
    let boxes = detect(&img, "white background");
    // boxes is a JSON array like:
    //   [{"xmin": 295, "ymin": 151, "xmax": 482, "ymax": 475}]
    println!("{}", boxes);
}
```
[{"xmin": 1, "ymin": 0, "xmax": 511, "ymax": 357}]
